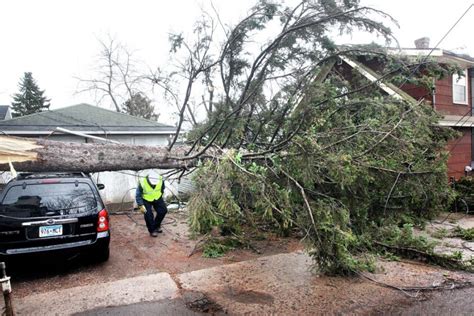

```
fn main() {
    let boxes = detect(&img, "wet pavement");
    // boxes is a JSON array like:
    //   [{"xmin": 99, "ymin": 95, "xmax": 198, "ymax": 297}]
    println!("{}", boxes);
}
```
[
  {"xmin": 9, "ymin": 211, "xmax": 300, "ymax": 298},
  {"xmin": 16, "ymin": 273, "xmax": 179, "ymax": 315},
  {"xmin": 77, "ymin": 299, "xmax": 204, "ymax": 316},
  {"xmin": 382, "ymin": 287, "xmax": 474, "ymax": 315},
  {"xmin": 5, "ymin": 211, "xmax": 474, "ymax": 315},
  {"xmin": 9, "ymin": 251, "xmax": 474, "ymax": 315},
  {"xmin": 421, "ymin": 212, "xmax": 474, "ymax": 263}
]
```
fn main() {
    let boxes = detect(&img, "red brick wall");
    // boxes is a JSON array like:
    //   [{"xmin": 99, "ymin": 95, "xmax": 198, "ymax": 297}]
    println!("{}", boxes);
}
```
[
  {"xmin": 433, "ymin": 75, "xmax": 471, "ymax": 116},
  {"xmin": 399, "ymin": 83, "xmax": 432, "ymax": 103},
  {"xmin": 398, "ymin": 70, "xmax": 473, "ymax": 180},
  {"xmin": 398, "ymin": 71, "xmax": 472, "ymax": 116},
  {"xmin": 447, "ymin": 127, "xmax": 471, "ymax": 180}
]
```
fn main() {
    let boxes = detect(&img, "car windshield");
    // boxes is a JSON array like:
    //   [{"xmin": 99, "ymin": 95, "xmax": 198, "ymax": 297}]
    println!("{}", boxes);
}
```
[{"xmin": 0, "ymin": 182, "xmax": 97, "ymax": 218}]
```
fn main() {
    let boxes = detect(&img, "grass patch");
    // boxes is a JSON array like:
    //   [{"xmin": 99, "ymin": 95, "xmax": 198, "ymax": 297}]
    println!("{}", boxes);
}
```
[
  {"xmin": 202, "ymin": 242, "xmax": 233, "ymax": 258},
  {"xmin": 201, "ymin": 238, "xmax": 241, "ymax": 258}
]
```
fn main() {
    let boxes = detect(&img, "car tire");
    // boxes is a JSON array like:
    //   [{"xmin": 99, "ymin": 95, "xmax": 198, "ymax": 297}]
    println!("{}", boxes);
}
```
[{"xmin": 92, "ymin": 245, "xmax": 110, "ymax": 263}]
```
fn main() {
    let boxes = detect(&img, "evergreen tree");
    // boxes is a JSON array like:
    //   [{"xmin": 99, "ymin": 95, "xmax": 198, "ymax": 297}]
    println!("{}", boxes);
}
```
[
  {"xmin": 11, "ymin": 72, "xmax": 51, "ymax": 117},
  {"xmin": 122, "ymin": 93, "xmax": 158, "ymax": 120}
]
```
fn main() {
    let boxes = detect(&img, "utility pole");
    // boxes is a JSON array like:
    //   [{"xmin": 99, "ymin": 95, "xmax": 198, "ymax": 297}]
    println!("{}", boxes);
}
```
[{"xmin": 0, "ymin": 262, "xmax": 14, "ymax": 316}]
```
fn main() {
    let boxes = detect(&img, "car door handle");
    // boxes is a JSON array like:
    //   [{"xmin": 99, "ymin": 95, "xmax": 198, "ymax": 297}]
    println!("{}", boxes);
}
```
[{"xmin": 22, "ymin": 218, "xmax": 79, "ymax": 227}]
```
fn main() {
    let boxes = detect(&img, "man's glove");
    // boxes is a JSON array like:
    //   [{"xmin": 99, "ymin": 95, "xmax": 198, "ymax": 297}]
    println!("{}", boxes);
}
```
[{"xmin": 137, "ymin": 205, "xmax": 146, "ymax": 214}]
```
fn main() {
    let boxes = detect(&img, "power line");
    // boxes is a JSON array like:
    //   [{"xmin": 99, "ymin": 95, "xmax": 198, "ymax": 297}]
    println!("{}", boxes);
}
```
[
  {"xmin": 398, "ymin": 3, "xmax": 474, "ymax": 89},
  {"xmin": 392, "ymin": 4, "xmax": 474, "ymax": 159}
]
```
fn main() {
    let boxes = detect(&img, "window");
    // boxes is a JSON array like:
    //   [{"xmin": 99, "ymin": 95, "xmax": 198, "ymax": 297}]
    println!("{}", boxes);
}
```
[
  {"xmin": 0, "ymin": 183, "xmax": 97, "ymax": 218},
  {"xmin": 453, "ymin": 70, "xmax": 469, "ymax": 104}
]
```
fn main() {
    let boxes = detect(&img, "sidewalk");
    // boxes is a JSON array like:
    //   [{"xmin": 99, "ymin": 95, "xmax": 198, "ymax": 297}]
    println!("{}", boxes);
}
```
[
  {"xmin": 14, "ymin": 273, "xmax": 179, "ymax": 315},
  {"xmin": 10, "ymin": 251, "xmax": 474, "ymax": 315}
]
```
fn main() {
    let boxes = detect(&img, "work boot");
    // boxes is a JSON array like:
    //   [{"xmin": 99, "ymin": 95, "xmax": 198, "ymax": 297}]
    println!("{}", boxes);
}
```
[{"xmin": 150, "ymin": 231, "xmax": 158, "ymax": 237}]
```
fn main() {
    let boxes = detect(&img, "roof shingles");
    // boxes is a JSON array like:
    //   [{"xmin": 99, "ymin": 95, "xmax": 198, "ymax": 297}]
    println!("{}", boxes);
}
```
[
  {"xmin": 0, "ymin": 106, "xmax": 10, "ymax": 120},
  {"xmin": 0, "ymin": 104, "xmax": 176, "ymax": 134}
]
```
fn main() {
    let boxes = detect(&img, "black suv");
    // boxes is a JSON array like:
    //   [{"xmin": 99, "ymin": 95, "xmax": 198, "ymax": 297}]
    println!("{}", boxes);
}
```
[{"xmin": 0, "ymin": 173, "xmax": 110, "ymax": 262}]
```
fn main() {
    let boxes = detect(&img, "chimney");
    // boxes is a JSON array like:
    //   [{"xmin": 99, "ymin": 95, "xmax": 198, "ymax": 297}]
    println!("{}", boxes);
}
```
[{"xmin": 414, "ymin": 37, "xmax": 430, "ymax": 49}]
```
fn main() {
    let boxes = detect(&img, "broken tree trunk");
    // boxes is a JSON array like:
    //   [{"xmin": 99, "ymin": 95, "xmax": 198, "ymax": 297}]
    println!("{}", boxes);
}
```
[{"xmin": 0, "ymin": 136, "xmax": 198, "ymax": 172}]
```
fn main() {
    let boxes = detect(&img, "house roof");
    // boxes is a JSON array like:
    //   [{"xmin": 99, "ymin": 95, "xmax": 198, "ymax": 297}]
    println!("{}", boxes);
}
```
[
  {"xmin": 0, "ymin": 103, "xmax": 177, "ymax": 135},
  {"xmin": 439, "ymin": 115, "xmax": 474, "ymax": 128},
  {"xmin": 0, "ymin": 106, "xmax": 10, "ymax": 120},
  {"xmin": 338, "ymin": 56, "xmax": 417, "ymax": 103},
  {"xmin": 395, "ymin": 48, "xmax": 474, "ymax": 67}
]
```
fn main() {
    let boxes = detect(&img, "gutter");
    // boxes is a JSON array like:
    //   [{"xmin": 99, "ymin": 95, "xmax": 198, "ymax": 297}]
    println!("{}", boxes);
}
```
[
  {"xmin": 0, "ymin": 130, "xmax": 182, "ymax": 135},
  {"xmin": 438, "ymin": 115, "xmax": 474, "ymax": 127},
  {"xmin": 56, "ymin": 127, "xmax": 120, "ymax": 144}
]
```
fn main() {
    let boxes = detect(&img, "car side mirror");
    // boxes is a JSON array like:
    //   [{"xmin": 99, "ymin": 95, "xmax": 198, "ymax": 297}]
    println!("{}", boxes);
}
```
[{"xmin": 97, "ymin": 183, "xmax": 105, "ymax": 190}]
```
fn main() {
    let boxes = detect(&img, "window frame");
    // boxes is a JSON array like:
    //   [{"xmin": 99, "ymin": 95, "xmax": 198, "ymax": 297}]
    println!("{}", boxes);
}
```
[
  {"xmin": 452, "ymin": 69, "xmax": 469, "ymax": 105},
  {"xmin": 0, "ymin": 181, "xmax": 98, "ymax": 217}
]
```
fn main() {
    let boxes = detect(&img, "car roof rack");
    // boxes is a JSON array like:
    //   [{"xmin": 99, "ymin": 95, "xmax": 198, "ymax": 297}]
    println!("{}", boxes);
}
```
[{"xmin": 16, "ymin": 172, "xmax": 89, "ymax": 180}]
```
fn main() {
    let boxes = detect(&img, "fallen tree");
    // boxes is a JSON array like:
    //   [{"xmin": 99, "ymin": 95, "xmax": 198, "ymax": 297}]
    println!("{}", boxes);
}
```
[
  {"xmin": 0, "ymin": 135, "xmax": 197, "ymax": 171},
  {"xmin": 0, "ymin": 0, "xmax": 461, "ymax": 275}
]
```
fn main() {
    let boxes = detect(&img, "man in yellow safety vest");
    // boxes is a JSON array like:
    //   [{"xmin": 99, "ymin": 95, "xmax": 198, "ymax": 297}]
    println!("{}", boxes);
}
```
[{"xmin": 135, "ymin": 170, "xmax": 168, "ymax": 237}]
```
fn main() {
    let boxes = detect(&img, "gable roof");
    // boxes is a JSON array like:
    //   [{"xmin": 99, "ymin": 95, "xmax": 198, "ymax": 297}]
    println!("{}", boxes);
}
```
[
  {"xmin": 290, "ymin": 54, "xmax": 419, "ymax": 118},
  {"xmin": 395, "ymin": 48, "xmax": 474, "ymax": 68},
  {"xmin": 338, "ymin": 56, "xmax": 417, "ymax": 103},
  {"xmin": 0, "ymin": 103, "xmax": 177, "ymax": 135},
  {"xmin": 328, "ymin": 51, "xmax": 474, "ymax": 128},
  {"xmin": 0, "ymin": 106, "xmax": 11, "ymax": 120}
]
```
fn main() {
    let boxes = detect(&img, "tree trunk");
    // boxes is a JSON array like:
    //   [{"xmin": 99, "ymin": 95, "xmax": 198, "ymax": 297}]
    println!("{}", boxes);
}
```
[{"xmin": 0, "ymin": 136, "xmax": 196, "ymax": 172}]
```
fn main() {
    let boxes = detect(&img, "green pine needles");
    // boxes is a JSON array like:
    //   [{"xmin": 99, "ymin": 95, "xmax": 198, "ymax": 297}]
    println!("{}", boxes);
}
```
[
  {"xmin": 188, "ymin": 91, "xmax": 457, "ymax": 275},
  {"xmin": 11, "ymin": 72, "xmax": 51, "ymax": 117}
]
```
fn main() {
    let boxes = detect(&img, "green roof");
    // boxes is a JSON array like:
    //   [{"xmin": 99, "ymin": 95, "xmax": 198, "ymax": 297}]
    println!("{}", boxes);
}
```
[{"xmin": 0, "ymin": 103, "xmax": 176, "ymax": 135}]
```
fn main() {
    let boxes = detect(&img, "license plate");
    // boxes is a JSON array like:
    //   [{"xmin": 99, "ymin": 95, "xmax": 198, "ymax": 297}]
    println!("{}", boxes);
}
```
[{"xmin": 39, "ymin": 225, "xmax": 63, "ymax": 238}]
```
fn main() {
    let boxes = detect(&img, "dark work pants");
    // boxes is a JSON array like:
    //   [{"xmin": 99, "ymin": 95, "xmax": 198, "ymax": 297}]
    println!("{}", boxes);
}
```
[{"xmin": 143, "ymin": 198, "xmax": 168, "ymax": 233}]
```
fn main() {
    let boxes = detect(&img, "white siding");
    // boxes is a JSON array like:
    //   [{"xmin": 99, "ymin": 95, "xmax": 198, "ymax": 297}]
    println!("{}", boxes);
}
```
[
  {"xmin": 92, "ymin": 169, "xmax": 193, "ymax": 206},
  {"xmin": 4, "ymin": 108, "xmax": 12, "ymax": 120},
  {"xmin": 91, "ymin": 171, "xmax": 139, "ymax": 206},
  {"xmin": 132, "ymin": 135, "xmax": 169, "ymax": 146}
]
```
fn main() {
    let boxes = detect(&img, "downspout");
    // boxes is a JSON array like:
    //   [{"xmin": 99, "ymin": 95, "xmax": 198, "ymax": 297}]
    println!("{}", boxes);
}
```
[
  {"xmin": 469, "ymin": 68, "xmax": 474, "ymax": 168},
  {"xmin": 470, "ymin": 68, "xmax": 474, "ymax": 116}
]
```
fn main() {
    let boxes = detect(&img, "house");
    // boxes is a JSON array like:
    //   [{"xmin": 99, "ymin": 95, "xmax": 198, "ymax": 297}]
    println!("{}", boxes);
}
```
[
  {"xmin": 325, "ymin": 40, "xmax": 474, "ymax": 180},
  {"xmin": 0, "ymin": 106, "xmax": 12, "ymax": 120},
  {"xmin": 396, "ymin": 42, "xmax": 474, "ymax": 180},
  {"xmin": 0, "ymin": 103, "xmax": 185, "ymax": 208}
]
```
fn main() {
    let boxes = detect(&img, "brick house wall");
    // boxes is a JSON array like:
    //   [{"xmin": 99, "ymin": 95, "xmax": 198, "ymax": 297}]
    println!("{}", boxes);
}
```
[
  {"xmin": 341, "ymin": 54, "xmax": 473, "ymax": 180},
  {"xmin": 400, "ymin": 69, "xmax": 473, "ymax": 179},
  {"xmin": 399, "ymin": 83, "xmax": 433, "ymax": 103},
  {"xmin": 433, "ymin": 75, "xmax": 472, "ymax": 116},
  {"xmin": 435, "ymin": 71, "xmax": 472, "ymax": 179},
  {"xmin": 446, "ymin": 128, "xmax": 471, "ymax": 179}
]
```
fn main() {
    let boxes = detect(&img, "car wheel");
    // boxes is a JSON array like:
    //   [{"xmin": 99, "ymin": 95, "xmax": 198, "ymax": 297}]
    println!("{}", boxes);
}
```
[{"xmin": 92, "ymin": 245, "xmax": 110, "ymax": 263}]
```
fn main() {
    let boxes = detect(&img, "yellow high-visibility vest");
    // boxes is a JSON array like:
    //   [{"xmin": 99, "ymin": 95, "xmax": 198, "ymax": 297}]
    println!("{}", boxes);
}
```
[{"xmin": 140, "ymin": 176, "xmax": 163, "ymax": 202}]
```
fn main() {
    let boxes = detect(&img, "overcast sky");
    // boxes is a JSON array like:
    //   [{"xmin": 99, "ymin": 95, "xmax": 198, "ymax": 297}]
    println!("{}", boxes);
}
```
[{"xmin": 0, "ymin": 0, "xmax": 473, "ymax": 123}]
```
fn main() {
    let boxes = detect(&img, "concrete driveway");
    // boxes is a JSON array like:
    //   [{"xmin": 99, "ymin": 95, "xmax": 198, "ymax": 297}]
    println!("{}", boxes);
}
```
[
  {"xmin": 6, "ymin": 212, "xmax": 474, "ymax": 315},
  {"xmin": 11, "ymin": 251, "xmax": 474, "ymax": 315}
]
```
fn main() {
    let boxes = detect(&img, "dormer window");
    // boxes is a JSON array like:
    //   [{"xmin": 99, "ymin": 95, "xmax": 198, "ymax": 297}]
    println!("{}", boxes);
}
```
[{"xmin": 453, "ymin": 70, "xmax": 468, "ymax": 104}]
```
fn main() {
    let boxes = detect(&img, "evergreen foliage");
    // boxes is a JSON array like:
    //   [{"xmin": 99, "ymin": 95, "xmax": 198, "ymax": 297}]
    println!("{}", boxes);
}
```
[
  {"xmin": 11, "ymin": 72, "xmax": 50, "ymax": 117},
  {"xmin": 182, "ymin": 0, "xmax": 459, "ymax": 275},
  {"xmin": 122, "ymin": 93, "xmax": 158, "ymax": 120},
  {"xmin": 189, "ymin": 88, "xmax": 457, "ymax": 274}
]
